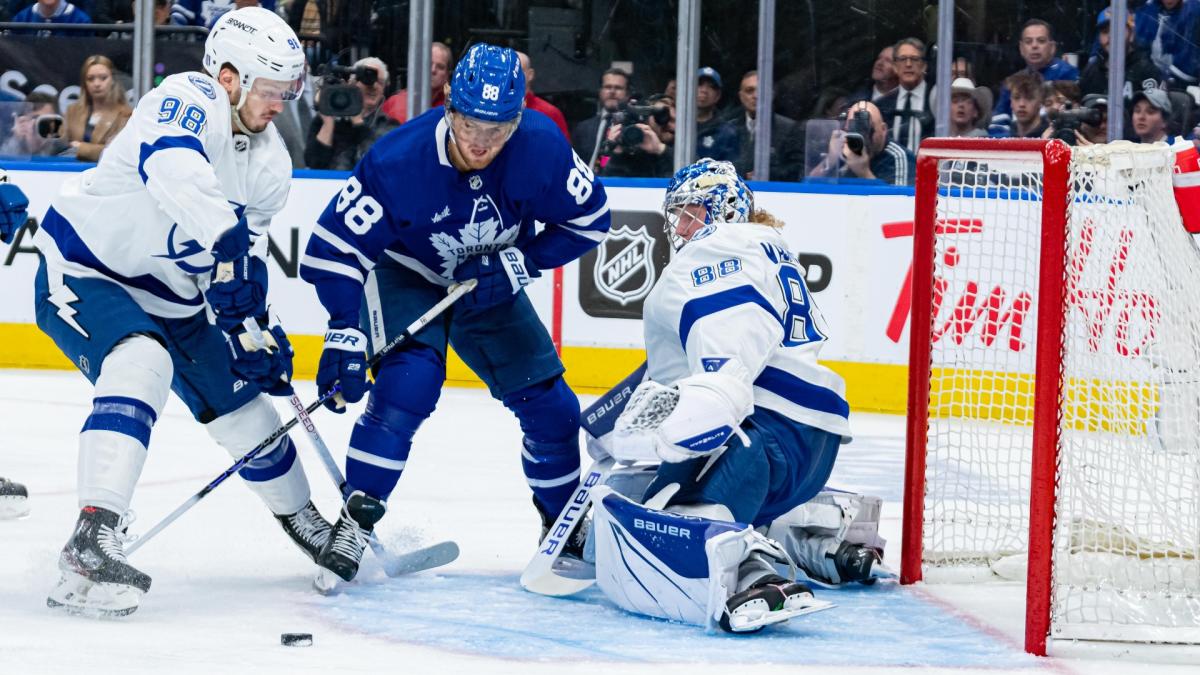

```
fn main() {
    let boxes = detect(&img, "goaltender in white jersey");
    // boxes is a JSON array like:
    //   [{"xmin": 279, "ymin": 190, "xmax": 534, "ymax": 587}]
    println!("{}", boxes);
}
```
[
  {"xmin": 582, "ymin": 159, "xmax": 890, "ymax": 633},
  {"xmin": 34, "ymin": 8, "xmax": 337, "ymax": 618}
]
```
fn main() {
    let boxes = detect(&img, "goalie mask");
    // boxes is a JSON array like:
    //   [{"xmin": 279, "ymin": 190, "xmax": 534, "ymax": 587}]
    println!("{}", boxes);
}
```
[{"xmin": 662, "ymin": 158, "xmax": 753, "ymax": 251}]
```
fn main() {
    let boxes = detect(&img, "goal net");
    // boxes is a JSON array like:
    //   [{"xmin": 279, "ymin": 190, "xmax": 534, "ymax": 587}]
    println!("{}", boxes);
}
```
[{"xmin": 901, "ymin": 139, "xmax": 1200, "ymax": 656}]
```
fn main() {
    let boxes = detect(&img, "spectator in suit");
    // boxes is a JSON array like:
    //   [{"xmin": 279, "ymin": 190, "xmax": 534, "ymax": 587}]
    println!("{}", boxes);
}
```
[
  {"xmin": 989, "ymin": 19, "xmax": 1079, "ymax": 135},
  {"xmin": 571, "ymin": 67, "xmax": 631, "ymax": 171},
  {"xmin": 517, "ymin": 50, "xmax": 568, "ymax": 138},
  {"xmin": 876, "ymin": 38, "xmax": 933, "ymax": 156},
  {"xmin": 380, "ymin": 41, "xmax": 452, "ymax": 125},
  {"xmin": 731, "ymin": 70, "xmax": 802, "ymax": 181},
  {"xmin": 850, "ymin": 46, "xmax": 899, "ymax": 103}
]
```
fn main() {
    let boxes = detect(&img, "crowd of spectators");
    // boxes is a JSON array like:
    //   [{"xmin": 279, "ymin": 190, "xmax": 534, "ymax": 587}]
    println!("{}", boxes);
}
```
[{"xmin": 6, "ymin": 2, "xmax": 1200, "ymax": 184}]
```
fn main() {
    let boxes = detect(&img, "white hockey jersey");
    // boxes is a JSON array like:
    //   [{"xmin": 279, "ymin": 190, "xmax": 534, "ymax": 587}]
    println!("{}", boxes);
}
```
[
  {"xmin": 34, "ymin": 72, "xmax": 291, "ymax": 318},
  {"xmin": 642, "ymin": 222, "xmax": 851, "ymax": 438}
]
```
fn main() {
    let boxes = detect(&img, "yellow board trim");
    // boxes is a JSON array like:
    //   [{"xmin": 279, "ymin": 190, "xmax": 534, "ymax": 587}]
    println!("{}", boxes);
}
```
[{"xmin": 0, "ymin": 322, "xmax": 910, "ymax": 413}]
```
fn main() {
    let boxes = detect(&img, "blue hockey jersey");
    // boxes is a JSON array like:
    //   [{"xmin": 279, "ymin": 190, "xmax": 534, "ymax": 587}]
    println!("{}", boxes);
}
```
[{"xmin": 300, "ymin": 108, "xmax": 611, "ymax": 326}]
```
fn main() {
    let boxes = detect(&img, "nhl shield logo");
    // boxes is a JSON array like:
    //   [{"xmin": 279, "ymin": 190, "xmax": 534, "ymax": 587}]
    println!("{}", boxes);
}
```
[{"xmin": 593, "ymin": 225, "xmax": 657, "ymax": 305}]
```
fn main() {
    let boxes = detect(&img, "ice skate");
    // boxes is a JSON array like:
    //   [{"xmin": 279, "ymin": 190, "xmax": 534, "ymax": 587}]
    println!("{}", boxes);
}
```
[
  {"xmin": 276, "ymin": 500, "xmax": 333, "ymax": 564},
  {"xmin": 0, "ymin": 476, "xmax": 30, "ymax": 519},
  {"xmin": 720, "ymin": 574, "xmax": 832, "ymax": 633},
  {"xmin": 316, "ymin": 491, "xmax": 386, "ymax": 582},
  {"xmin": 47, "ymin": 507, "xmax": 151, "ymax": 618},
  {"xmin": 535, "ymin": 496, "xmax": 592, "ymax": 579}
]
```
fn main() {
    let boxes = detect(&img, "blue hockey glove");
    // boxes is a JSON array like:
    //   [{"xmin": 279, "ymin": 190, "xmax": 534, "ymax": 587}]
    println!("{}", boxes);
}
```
[
  {"xmin": 206, "ymin": 218, "xmax": 267, "ymax": 331},
  {"xmin": 452, "ymin": 247, "xmax": 539, "ymax": 310},
  {"xmin": 317, "ymin": 325, "xmax": 370, "ymax": 413},
  {"xmin": 226, "ymin": 317, "xmax": 295, "ymax": 396},
  {"xmin": 0, "ymin": 182, "xmax": 30, "ymax": 245}
]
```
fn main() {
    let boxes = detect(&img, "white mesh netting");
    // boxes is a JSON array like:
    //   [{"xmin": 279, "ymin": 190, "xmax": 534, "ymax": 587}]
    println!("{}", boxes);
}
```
[{"xmin": 919, "ymin": 142, "xmax": 1200, "ymax": 645}]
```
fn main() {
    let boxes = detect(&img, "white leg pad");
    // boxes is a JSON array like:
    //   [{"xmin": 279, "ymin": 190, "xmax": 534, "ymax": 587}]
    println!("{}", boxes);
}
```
[
  {"xmin": 592, "ymin": 486, "xmax": 793, "ymax": 631},
  {"xmin": 78, "ymin": 336, "xmax": 172, "ymax": 513},
  {"xmin": 766, "ymin": 489, "xmax": 886, "ymax": 584},
  {"xmin": 205, "ymin": 395, "xmax": 310, "ymax": 515}
]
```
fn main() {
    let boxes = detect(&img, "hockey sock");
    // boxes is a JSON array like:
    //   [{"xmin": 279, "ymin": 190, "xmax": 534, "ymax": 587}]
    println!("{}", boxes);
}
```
[
  {"xmin": 505, "ymin": 377, "xmax": 582, "ymax": 516},
  {"xmin": 207, "ymin": 396, "xmax": 309, "ymax": 515},
  {"xmin": 345, "ymin": 348, "xmax": 441, "ymax": 501},
  {"xmin": 79, "ymin": 336, "xmax": 172, "ymax": 513}
]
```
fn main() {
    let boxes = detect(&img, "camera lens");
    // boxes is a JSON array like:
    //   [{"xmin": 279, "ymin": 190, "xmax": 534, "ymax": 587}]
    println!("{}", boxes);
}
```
[{"xmin": 620, "ymin": 124, "xmax": 644, "ymax": 147}]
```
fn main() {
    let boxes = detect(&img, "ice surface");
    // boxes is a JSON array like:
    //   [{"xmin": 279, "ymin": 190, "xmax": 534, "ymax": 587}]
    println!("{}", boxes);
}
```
[{"xmin": 0, "ymin": 371, "xmax": 1193, "ymax": 674}]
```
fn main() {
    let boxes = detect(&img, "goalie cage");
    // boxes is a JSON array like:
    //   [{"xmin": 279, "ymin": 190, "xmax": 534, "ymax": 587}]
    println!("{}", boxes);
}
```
[{"xmin": 901, "ymin": 138, "xmax": 1200, "ymax": 660}]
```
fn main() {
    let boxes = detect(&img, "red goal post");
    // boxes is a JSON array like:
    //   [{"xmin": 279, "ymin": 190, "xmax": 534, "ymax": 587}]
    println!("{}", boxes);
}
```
[{"xmin": 901, "ymin": 138, "xmax": 1200, "ymax": 659}]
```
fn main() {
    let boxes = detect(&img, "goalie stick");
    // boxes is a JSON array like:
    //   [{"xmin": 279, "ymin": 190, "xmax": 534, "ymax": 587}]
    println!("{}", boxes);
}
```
[
  {"xmin": 125, "ymin": 280, "xmax": 476, "ymax": 557},
  {"xmin": 520, "ymin": 363, "xmax": 646, "ymax": 596},
  {"xmin": 241, "ymin": 318, "xmax": 460, "ymax": 579}
]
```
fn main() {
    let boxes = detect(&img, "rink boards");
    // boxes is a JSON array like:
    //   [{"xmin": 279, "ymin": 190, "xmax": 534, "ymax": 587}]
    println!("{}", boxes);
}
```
[{"xmin": 0, "ymin": 164, "xmax": 923, "ymax": 411}]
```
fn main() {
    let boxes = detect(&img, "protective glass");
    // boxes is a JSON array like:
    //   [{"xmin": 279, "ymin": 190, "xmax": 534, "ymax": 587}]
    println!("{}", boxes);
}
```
[{"xmin": 448, "ymin": 110, "xmax": 519, "ymax": 147}]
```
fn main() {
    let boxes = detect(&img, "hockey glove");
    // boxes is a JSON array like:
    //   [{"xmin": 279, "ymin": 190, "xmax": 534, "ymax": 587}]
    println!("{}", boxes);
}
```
[
  {"xmin": 452, "ymin": 247, "xmax": 539, "ymax": 310},
  {"xmin": 317, "ymin": 325, "xmax": 370, "ymax": 413},
  {"xmin": 226, "ymin": 317, "xmax": 295, "ymax": 396},
  {"xmin": 206, "ymin": 218, "xmax": 267, "ymax": 331},
  {"xmin": 0, "ymin": 182, "xmax": 29, "ymax": 245}
]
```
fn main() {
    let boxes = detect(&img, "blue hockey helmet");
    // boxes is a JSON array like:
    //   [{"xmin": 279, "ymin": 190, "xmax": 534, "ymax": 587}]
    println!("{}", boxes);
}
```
[
  {"xmin": 662, "ymin": 158, "xmax": 753, "ymax": 249},
  {"xmin": 447, "ymin": 43, "xmax": 526, "ymax": 122}
]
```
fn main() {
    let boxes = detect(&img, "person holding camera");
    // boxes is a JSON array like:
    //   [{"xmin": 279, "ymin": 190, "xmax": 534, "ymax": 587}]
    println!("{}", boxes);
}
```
[
  {"xmin": 811, "ymin": 99, "xmax": 913, "ymax": 186},
  {"xmin": 304, "ymin": 56, "xmax": 398, "ymax": 171},
  {"xmin": 65, "ymin": 55, "xmax": 133, "ymax": 162},
  {"xmin": 0, "ymin": 93, "xmax": 68, "ymax": 158},
  {"xmin": 599, "ymin": 94, "xmax": 675, "ymax": 178}
]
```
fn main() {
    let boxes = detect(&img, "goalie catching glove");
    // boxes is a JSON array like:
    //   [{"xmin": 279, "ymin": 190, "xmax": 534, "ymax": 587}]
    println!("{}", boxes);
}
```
[{"xmin": 612, "ymin": 366, "xmax": 754, "ymax": 464}]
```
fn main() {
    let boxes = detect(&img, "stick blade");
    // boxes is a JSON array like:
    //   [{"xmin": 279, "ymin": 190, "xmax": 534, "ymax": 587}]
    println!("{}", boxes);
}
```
[{"xmin": 378, "ymin": 540, "xmax": 459, "ymax": 578}]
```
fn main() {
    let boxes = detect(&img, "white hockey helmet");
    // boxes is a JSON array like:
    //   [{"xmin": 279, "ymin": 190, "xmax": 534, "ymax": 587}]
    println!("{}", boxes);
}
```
[{"xmin": 203, "ymin": 6, "xmax": 306, "ymax": 109}]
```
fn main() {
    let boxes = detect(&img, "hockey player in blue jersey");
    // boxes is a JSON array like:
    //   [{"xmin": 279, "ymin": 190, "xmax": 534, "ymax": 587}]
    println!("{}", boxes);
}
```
[
  {"xmin": 584, "ymin": 160, "xmax": 888, "ymax": 632},
  {"xmin": 33, "ymin": 8, "xmax": 335, "ymax": 617},
  {"xmin": 299, "ymin": 43, "xmax": 611, "ymax": 581}
]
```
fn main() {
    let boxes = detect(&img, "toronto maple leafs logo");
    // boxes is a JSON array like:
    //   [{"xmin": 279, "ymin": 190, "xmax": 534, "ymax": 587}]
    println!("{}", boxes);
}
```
[{"xmin": 428, "ymin": 195, "xmax": 518, "ymax": 277}]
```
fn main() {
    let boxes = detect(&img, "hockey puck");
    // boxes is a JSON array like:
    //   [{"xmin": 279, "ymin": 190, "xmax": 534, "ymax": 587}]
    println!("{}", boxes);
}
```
[{"xmin": 280, "ymin": 633, "xmax": 313, "ymax": 647}]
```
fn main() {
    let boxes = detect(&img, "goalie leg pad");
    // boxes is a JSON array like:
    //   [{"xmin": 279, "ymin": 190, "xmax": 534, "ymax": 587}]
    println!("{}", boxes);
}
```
[
  {"xmin": 79, "ymin": 335, "xmax": 172, "ymax": 513},
  {"xmin": 207, "ymin": 395, "xmax": 309, "ymax": 515},
  {"xmin": 767, "ymin": 489, "xmax": 891, "ymax": 585}
]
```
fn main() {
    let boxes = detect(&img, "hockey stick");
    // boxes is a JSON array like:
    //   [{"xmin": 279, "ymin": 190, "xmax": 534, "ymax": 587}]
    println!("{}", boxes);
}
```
[
  {"xmin": 126, "ymin": 280, "xmax": 476, "ymax": 556},
  {"xmin": 240, "ymin": 318, "xmax": 460, "ymax": 577},
  {"xmin": 520, "ymin": 363, "xmax": 647, "ymax": 596}
]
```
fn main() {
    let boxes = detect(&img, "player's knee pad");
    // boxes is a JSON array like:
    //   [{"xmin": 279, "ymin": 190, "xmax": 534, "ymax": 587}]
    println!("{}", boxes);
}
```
[
  {"xmin": 503, "ymin": 376, "xmax": 580, "ymax": 443},
  {"xmin": 766, "ymin": 490, "xmax": 886, "ymax": 585},
  {"xmin": 78, "ymin": 335, "xmax": 174, "ymax": 513},
  {"xmin": 207, "ymin": 395, "xmax": 309, "ymax": 515},
  {"xmin": 614, "ymin": 368, "xmax": 754, "ymax": 464},
  {"xmin": 592, "ymin": 486, "xmax": 789, "ymax": 631}
]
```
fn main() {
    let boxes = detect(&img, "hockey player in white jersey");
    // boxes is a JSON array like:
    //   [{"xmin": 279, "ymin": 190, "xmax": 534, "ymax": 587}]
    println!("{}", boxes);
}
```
[
  {"xmin": 588, "ymin": 159, "xmax": 887, "ymax": 632},
  {"xmin": 33, "ymin": 8, "xmax": 332, "ymax": 617}
]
